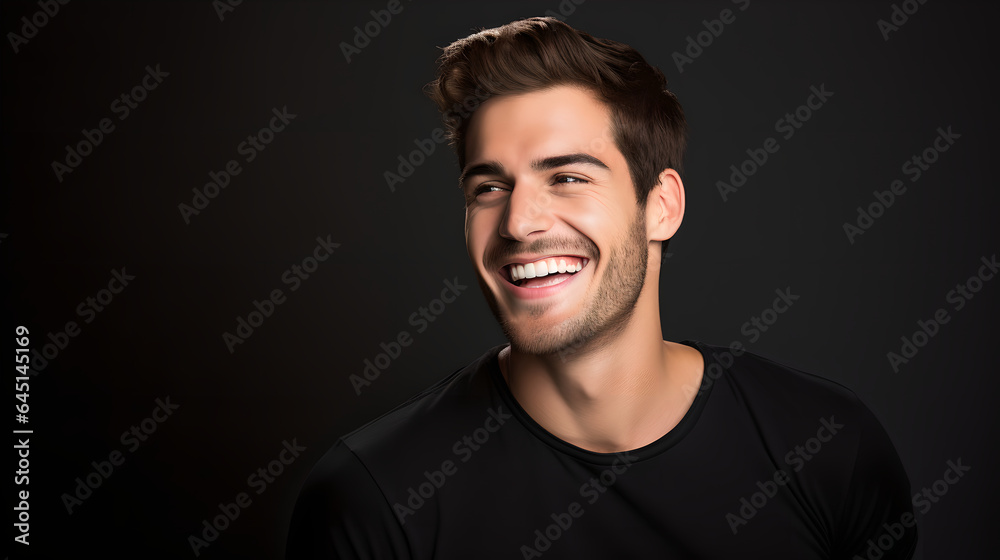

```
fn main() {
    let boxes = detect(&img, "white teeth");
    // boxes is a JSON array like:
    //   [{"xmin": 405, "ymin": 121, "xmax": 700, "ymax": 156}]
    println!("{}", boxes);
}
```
[{"xmin": 508, "ymin": 257, "xmax": 587, "ymax": 281}]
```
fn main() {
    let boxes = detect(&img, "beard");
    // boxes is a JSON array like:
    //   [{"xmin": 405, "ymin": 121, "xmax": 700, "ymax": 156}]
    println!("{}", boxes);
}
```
[{"xmin": 475, "ymin": 208, "xmax": 649, "ymax": 357}]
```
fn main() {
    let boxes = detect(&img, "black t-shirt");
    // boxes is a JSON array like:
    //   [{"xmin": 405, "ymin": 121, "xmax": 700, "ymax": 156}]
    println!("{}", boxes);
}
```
[{"xmin": 287, "ymin": 341, "xmax": 917, "ymax": 559}]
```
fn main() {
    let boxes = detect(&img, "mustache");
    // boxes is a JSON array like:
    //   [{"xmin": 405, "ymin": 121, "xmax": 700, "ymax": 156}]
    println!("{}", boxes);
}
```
[{"xmin": 485, "ymin": 235, "xmax": 598, "ymax": 269}]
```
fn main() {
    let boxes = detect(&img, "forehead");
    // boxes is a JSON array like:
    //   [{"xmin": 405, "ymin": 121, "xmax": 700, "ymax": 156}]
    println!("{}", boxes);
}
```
[{"xmin": 464, "ymin": 85, "xmax": 615, "ymax": 165}]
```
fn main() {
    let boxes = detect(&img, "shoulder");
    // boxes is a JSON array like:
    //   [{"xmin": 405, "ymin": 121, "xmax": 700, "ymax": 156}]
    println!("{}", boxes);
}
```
[
  {"xmin": 691, "ymin": 340, "xmax": 899, "ymax": 499},
  {"xmin": 286, "ymin": 440, "xmax": 405, "ymax": 558},
  {"xmin": 311, "ymin": 343, "xmax": 505, "ymax": 481},
  {"xmin": 299, "ymin": 343, "xmax": 506, "ymax": 482},
  {"xmin": 694, "ymin": 341, "xmax": 871, "ymax": 428},
  {"xmin": 709, "ymin": 341, "xmax": 897, "ymax": 471},
  {"xmin": 286, "ymin": 344, "xmax": 506, "ymax": 558},
  {"xmin": 691, "ymin": 341, "xmax": 917, "ymax": 557},
  {"xmin": 342, "ymin": 344, "xmax": 506, "ymax": 460}
]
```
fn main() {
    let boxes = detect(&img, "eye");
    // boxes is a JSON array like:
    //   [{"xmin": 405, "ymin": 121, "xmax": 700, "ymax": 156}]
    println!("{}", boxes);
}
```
[
  {"xmin": 473, "ymin": 183, "xmax": 510, "ymax": 197},
  {"xmin": 553, "ymin": 175, "xmax": 589, "ymax": 185}
]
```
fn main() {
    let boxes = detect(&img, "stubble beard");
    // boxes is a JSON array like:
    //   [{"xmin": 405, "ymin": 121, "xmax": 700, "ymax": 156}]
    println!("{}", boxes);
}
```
[{"xmin": 476, "ymin": 209, "xmax": 649, "ymax": 357}]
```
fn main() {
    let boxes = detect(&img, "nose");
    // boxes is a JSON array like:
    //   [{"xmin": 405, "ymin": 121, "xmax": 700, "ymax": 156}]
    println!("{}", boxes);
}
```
[{"xmin": 498, "ymin": 184, "xmax": 555, "ymax": 242}]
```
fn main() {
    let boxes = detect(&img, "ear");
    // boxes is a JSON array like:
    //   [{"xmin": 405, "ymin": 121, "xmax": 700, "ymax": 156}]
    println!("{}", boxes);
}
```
[{"xmin": 645, "ymin": 168, "xmax": 685, "ymax": 243}]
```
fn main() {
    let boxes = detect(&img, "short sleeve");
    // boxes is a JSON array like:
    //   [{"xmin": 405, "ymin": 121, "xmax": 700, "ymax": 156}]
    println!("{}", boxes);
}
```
[
  {"xmin": 832, "ymin": 403, "xmax": 918, "ymax": 559},
  {"xmin": 286, "ymin": 440, "xmax": 412, "ymax": 559}
]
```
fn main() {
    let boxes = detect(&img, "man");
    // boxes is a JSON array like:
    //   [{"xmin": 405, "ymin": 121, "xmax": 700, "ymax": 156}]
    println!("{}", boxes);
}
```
[{"xmin": 288, "ymin": 17, "xmax": 916, "ymax": 559}]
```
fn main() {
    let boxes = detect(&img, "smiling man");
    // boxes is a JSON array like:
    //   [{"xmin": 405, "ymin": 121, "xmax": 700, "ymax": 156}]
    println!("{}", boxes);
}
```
[{"xmin": 288, "ymin": 17, "xmax": 917, "ymax": 559}]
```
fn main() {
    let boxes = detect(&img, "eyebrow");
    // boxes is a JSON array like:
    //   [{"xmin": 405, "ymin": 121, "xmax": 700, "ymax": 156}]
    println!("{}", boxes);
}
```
[{"xmin": 458, "ymin": 153, "xmax": 610, "ymax": 187}]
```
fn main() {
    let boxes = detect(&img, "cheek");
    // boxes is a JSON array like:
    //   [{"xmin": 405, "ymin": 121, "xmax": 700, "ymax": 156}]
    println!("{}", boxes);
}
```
[
  {"xmin": 555, "ymin": 195, "xmax": 631, "ymax": 245},
  {"xmin": 465, "ymin": 208, "xmax": 496, "ymax": 266}
]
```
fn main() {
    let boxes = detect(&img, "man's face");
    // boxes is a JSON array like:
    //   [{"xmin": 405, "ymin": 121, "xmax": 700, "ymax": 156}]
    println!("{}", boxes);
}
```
[{"xmin": 461, "ymin": 85, "xmax": 651, "ymax": 356}]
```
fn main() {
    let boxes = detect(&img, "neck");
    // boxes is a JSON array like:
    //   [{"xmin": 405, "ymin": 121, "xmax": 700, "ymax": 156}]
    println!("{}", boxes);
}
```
[{"xmin": 499, "ymin": 287, "xmax": 704, "ymax": 453}]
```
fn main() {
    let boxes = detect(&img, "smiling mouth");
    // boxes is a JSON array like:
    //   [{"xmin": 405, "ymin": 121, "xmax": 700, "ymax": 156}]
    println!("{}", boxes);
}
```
[{"xmin": 501, "ymin": 256, "xmax": 590, "ymax": 288}]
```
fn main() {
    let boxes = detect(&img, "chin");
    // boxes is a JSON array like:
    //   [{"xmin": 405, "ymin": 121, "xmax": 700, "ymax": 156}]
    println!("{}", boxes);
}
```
[
  {"xmin": 499, "ymin": 313, "xmax": 590, "ymax": 356},
  {"xmin": 505, "ymin": 329, "xmax": 575, "ymax": 356}
]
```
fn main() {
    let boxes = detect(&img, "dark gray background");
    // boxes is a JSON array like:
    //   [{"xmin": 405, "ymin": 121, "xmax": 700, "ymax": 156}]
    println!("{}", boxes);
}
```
[{"xmin": 3, "ymin": 0, "xmax": 997, "ymax": 557}]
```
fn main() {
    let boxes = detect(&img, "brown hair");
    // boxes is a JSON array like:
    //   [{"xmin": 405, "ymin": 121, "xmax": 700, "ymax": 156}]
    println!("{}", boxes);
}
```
[{"xmin": 425, "ymin": 16, "xmax": 687, "ymax": 207}]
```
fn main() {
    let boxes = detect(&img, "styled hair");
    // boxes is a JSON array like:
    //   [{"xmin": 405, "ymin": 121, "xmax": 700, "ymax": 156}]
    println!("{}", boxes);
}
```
[{"xmin": 425, "ymin": 16, "xmax": 687, "ymax": 207}]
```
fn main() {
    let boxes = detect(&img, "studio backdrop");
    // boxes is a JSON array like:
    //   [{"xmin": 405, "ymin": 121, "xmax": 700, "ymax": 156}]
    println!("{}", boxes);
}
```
[{"xmin": 2, "ymin": 0, "xmax": 996, "ymax": 557}]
